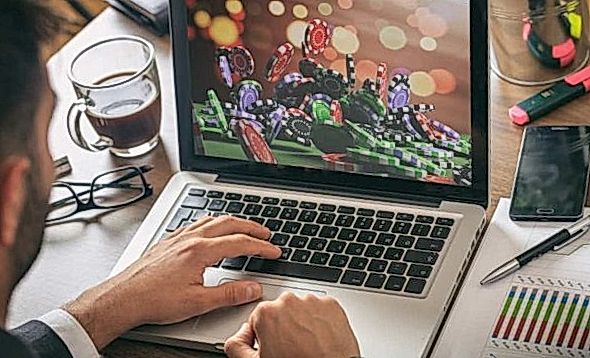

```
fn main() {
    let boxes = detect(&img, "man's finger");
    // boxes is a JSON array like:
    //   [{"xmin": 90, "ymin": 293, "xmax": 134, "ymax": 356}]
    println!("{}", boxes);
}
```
[
  {"xmin": 201, "ymin": 281, "xmax": 262, "ymax": 313},
  {"xmin": 192, "ymin": 216, "xmax": 271, "ymax": 240},
  {"xmin": 203, "ymin": 234, "xmax": 281, "ymax": 265},
  {"xmin": 225, "ymin": 322, "xmax": 259, "ymax": 358}
]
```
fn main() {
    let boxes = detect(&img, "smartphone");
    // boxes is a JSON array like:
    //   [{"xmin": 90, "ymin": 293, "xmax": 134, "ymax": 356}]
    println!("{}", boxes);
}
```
[{"xmin": 510, "ymin": 126, "xmax": 590, "ymax": 221}]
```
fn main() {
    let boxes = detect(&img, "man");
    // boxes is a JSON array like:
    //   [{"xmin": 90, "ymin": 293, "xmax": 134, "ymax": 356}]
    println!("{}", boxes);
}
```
[{"xmin": 0, "ymin": 1, "xmax": 361, "ymax": 357}]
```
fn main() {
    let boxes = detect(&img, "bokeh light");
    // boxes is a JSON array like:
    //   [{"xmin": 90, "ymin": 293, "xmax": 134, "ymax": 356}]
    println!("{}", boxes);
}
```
[
  {"xmin": 323, "ymin": 47, "xmax": 338, "ymax": 61},
  {"xmin": 209, "ymin": 16, "xmax": 239, "ymax": 46},
  {"xmin": 406, "ymin": 14, "xmax": 418, "ymax": 28},
  {"xmin": 398, "ymin": 0, "xmax": 419, "ymax": 10},
  {"xmin": 332, "ymin": 26, "xmax": 360, "ymax": 54},
  {"xmin": 430, "ymin": 69, "xmax": 457, "ymax": 94},
  {"xmin": 268, "ymin": 1, "xmax": 286, "ymax": 16},
  {"xmin": 330, "ymin": 58, "xmax": 347, "ymax": 77},
  {"xmin": 418, "ymin": 13, "xmax": 448, "ymax": 38},
  {"xmin": 356, "ymin": 60, "xmax": 378, "ymax": 83},
  {"xmin": 420, "ymin": 37, "xmax": 437, "ymax": 51},
  {"xmin": 338, "ymin": 0, "xmax": 353, "ymax": 10},
  {"xmin": 194, "ymin": 10, "xmax": 211, "ymax": 28},
  {"xmin": 344, "ymin": 25, "xmax": 358, "ymax": 35},
  {"xmin": 225, "ymin": 0, "xmax": 243, "ymax": 14},
  {"xmin": 379, "ymin": 26, "xmax": 407, "ymax": 51},
  {"xmin": 293, "ymin": 4, "xmax": 308, "ymax": 19},
  {"xmin": 375, "ymin": 19, "xmax": 389, "ymax": 30},
  {"xmin": 287, "ymin": 20, "xmax": 308, "ymax": 49},
  {"xmin": 416, "ymin": 7, "xmax": 430, "ymax": 17},
  {"xmin": 409, "ymin": 71, "xmax": 436, "ymax": 97},
  {"xmin": 318, "ymin": 3, "xmax": 334, "ymax": 16}
]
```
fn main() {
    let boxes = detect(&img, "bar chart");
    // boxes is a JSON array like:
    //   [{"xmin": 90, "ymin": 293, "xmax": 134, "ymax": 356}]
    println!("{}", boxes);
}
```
[{"xmin": 484, "ymin": 274, "xmax": 590, "ymax": 357}]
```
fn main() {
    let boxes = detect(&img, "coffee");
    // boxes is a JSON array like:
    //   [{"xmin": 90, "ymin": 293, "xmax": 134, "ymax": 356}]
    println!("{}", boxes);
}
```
[{"xmin": 86, "ymin": 71, "xmax": 161, "ymax": 149}]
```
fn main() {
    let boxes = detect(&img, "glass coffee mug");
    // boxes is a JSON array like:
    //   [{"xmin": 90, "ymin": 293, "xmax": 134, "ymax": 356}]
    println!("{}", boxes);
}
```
[{"xmin": 67, "ymin": 36, "xmax": 161, "ymax": 158}]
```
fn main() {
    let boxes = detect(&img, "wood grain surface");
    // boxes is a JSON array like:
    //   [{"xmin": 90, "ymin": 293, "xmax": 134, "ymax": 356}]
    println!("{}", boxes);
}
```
[{"xmin": 12, "ymin": 6, "xmax": 590, "ymax": 358}]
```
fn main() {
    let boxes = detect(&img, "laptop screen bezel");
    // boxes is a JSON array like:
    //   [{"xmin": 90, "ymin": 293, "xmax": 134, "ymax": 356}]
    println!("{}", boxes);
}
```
[{"xmin": 170, "ymin": 0, "xmax": 489, "ymax": 208}]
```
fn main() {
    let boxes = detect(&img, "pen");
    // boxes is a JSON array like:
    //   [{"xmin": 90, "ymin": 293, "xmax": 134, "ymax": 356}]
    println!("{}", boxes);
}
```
[
  {"xmin": 509, "ymin": 66, "xmax": 590, "ymax": 126},
  {"xmin": 480, "ymin": 215, "xmax": 590, "ymax": 286}
]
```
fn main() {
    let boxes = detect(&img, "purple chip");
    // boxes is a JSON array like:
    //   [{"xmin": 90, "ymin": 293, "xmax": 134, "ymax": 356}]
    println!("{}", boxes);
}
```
[
  {"xmin": 218, "ymin": 55, "xmax": 233, "ymax": 88},
  {"xmin": 389, "ymin": 83, "xmax": 410, "ymax": 109},
  {"xmin": 238, "ymin": 84, "xmax": 259, "ymax": 111}
]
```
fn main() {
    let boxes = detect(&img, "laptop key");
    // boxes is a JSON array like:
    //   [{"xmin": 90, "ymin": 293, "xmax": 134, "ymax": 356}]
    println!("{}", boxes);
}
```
[
  {"xmin": 319, "ymin": 226, "xmax": 339, "ymax": 239},
  {"xmin": 338, "ymin": 228, "xmax": 358, "ymax": 241},
  {"xmin": 388, "ymin": 262, "xmax": 408, "ymax": 275},
  {"xmin": 385, "ymin": 276, "xmax": 407, "ymax": 291},
  {"xmin": 317, "ymin": 212, "xmax": 336, "ymax": 225},
  {"xmin": 348, "ymin": 257, "xmax": 368, "ymax": 270},
  {"xmin": 282, "ymin": 222, "xmax": 302, "ymax": 234},
  {"xmin": 397, "ymin": 213, "xmax": 415, "ymax": 221},
  {"xmin": 292, "ymin": 249, "xmax": 311, "ymax": 263},
  {"xmin": 182, "ymin": 196, "xmax": 209, "ymax": 209},
  {"xmin": 408, "ymin": 264, "xmax": 433, "ymax": 278},
  {"xmin": 326, "ymin": 240, "xmax": 346, "ymax": 253},
  {"xmin": 392, "ymin": 221, "xmax": 412, "ymax": 234},
  {"xmin": 225, "ymin": 193, "xmax": 243, "ymax": 201},
  {"xmin": 270, "ymin": 233, "xmax": 289, "ymax": 246},
  {"xmin": 436, "ymin": 218, "xmax": 455, "ymax": 226},
  {"xmin": 415, "ymin": 238, "xmax": 445, "ymax": 252},
  {"xmin": 246, "ymin": 258, "xmax": 342, "ymax": 283},
  {"xmin": 191, "ymin": 210, "xmax": 208, "ymax": 222},
  {"xmin": 189, "ymin": 188, "xmax": 206, "ymax": 196},
  {"xmin": 416, "ymin": 215, "xmax": 435, "ymax": 224},
  {"xmin": 345, "ymin": 243, "xmax": 366, "ymax": 256},
  {"xmin": 365, "ymin": 245, "xmax": 384, "ymax": 258},
  {"xmin": 233, "ymin": 215, "xmax": 247, "ymax": 220},
  {"xmin": 280, "ymin": 208, "xmax": 299, "ymax": 220},
  {"xmin": 310, "ymin": 252, "xmax": 330, "ymax": 265},
  {"xmin": 281, "ymin": 199, "xmax": 298, "ymax": 207},
  {"xmin": 319, "ymin": 204, "xmax": 336, "ymax": 212},
  {"xmin": 208, "ymin": 199, "xmax": 227, "ymax": 211},
  {"xmin": 301, "ymin": 224, "xmax": 320, "ymax": 236},
  {"xmin": 404, "ymin": 250, "xmax": 439, "ymax": 265},
  {"xmin": 308, "ymin": 238, "xmax": 327, "ymax": 251},
  {"xmin": 354, "ymin": 217, "xmax": 374, "ymax": 229},
  {"xmin": 221, "ymin": 256, "xmax": 248, "ymax": 270},
  {"xmin": 431, "ymin": 226, "xmax": 451, "ymax": 239},
  {"xmin": 166, "ymin": 207, "xmax": 193, "ymax": 232},
  {"xmin": 376, "ymin": 210, "xmax": 395, "ymax": 219},
  {"xmin": 244, "ymin": 204, "xmax": 263, "ymax": 216},
  {"xmin": 289, "ymin": 236, "xmax": 308, "ymax": 248},
  {"xmin": 243, "ymin": 195, "xmax": 261, "ymax": 203},
  {"xmin": 384, "ymin": 248, "xmax": 404, "ymax": 261},
  {"xmin": 335, "ymin": 215, "xmax": 355, "ymax": 227},
  {"xmin": 262, "ymin": 197, "xmax": 280, "ymax": 205},
  {"xmin": 395, "ymin": 235, "xmax": 415, "ymax": 248},
  {"xmin": 207, "ymin": 191, "xmax": 224, "ymax": 198},
  {"xmin": 226, "ymin": 202, "xmax": 245, "ymax": 214},
  {"xmin": 261, "ymin": 206, "xmax": 280, "ymax": 218},
  {"xmin": 368, "ymin": 259, "xmax": 387, "ymax": 272},
  {"xmin": 373, "ymin": 219, "xmax": 393, "ymax": 232},
  {"xmin": 365, "ymin": 273, "xmax": 387, "ymax": 289},
  {"xmin": 280, "ymin": 248, "xmax": 292, "ymax": 260},
  {"xmin": 405, "ymin": 278, "xmax": 427, "ymax": 294},
  {"xmin": 249, "ymin": 217, "xmax": 265, "ymax": 225},
  {"xmin": 357, "ymin": 208, "xmax": 375, "ymax": 217},
  {"xmin": 376, "ymin": 233, "xmax": 396, "ymax": 246},
  {"xmin": 265, "ymin": 219, "xmax": 283, "ymax": 232},
  {"xmin": 341, "ymin": 270, "xmax": 367, "ymax": 286},
  {"xmin": 411, "ymin": 224, "xmax": 431, "ymax": 237},
  {"xmin": 357, "ymin": 231, "xmax": 376, "ymax": 243},
  {"xmin": 299, "ymin": 210, "xmax": 318, "ymax": 223},
  {"xmin": 329, "ymin": 254, "xmax": 349, "ymax": 268},
  {"xmin": 338, "ymin": 206, "xmax": 355, "ymax": 214},
  {"xmin": 300, "ymin": 201, "xmax": 317, "ymax": 210}
]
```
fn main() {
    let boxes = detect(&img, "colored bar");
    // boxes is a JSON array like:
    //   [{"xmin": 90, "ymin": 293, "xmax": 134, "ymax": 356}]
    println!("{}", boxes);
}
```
[
  {"xmin": 493, "ymin": 286, "xmax": 517, "ymax": 338},
  {"xmin": 503, "ymin": 287, "xmax": 528, "ymax": 339},
  {"xmin": 545, "ymin": 292, "xmax": 569, "ymax": 345},
  {"xmin": 535, "ymin": 291, "xmax": 560, "ymax": 344},
  {"xmin": 525, "ymin": 289, "xmax": 548, "ymax": 343},
  {"xmin": 557, "ymin": 294, "xmax": 579, "ymax": 347},
  {"xmin": 578, "ymin": 300, "xmax": 590, "ymax": 350},
  {"xmin": 568, "ymin": 296, "xmax": 589, "ymax": 348},
  {"xmin": 514, "ymin": 288, "xmax": 538, "ymax": 341}
]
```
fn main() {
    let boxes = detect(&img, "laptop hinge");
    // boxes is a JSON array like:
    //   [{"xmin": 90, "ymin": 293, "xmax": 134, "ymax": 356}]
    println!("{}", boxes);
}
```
[{"xmin": 216, "ymin": 174, "xmax": 442, "ymax": 208}]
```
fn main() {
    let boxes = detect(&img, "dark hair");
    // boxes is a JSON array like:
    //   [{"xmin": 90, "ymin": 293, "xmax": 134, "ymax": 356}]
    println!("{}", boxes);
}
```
[{"xmin": 0, "ymin": 0, "xmax": 60, "ymax": 156}]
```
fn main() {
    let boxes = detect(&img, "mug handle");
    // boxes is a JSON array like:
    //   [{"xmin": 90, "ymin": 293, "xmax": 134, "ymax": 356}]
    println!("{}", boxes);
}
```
[{"xmin": 67, "ymin": 98, "xmax": 113, "ymax": 152}]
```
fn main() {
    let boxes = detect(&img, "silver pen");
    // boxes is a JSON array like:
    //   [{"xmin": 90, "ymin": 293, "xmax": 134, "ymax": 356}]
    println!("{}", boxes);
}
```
[{"xmin": 480, "ymin": 215, "xmax": 590, "ymax": 286}]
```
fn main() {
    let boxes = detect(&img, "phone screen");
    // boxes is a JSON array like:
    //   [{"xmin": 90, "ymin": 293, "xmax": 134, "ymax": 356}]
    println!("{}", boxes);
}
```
[{"xmin": 511, "ymin": 126, "xmax": 590, "ymax": 220}]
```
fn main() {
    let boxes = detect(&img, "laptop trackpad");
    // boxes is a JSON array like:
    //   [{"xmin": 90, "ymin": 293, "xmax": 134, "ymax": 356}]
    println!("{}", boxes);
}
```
[{"xmin": 193, "ymin": 279, "xmax": 326, "ymax": 345}]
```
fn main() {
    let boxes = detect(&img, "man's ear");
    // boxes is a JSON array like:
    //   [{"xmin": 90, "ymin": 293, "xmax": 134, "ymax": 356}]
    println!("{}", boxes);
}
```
[{"xmin": 0, "ymin": 157, "xmax": 31, "ymax": 249}]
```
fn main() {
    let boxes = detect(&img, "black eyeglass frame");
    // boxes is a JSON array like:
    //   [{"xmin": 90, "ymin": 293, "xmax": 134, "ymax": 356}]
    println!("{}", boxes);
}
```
[{"xmin": 46, "ymin": 166, "xmax": 154, "ymax": 223}]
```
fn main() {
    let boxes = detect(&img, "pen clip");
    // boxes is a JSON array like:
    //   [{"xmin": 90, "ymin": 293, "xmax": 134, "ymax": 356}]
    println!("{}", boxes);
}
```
[
  {"xmin": 564, "ymin": 66, "xmax": 590, "ymax": 92},
  {"xmin": 553, "ymin": 226, "xmax": 590, "ymax": 252}
]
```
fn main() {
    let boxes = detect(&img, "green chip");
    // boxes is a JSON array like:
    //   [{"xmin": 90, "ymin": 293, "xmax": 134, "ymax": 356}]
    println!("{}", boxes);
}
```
[
  {"xmin": 312, "ymin": 101, "xmax": 333, "ymax": 125},
  {"xmin": 207, "ymin": 89, "xmax": 229, "ymax": 133},
  {"xmin": 347, "ymin": 147, "xmax": 401, "ymax": 166},
  {"xmin": 353, "ymin": 89, "xmax": 387, "ymax": 117},
  {"xmin": 346, "ymin": 120, "xmax": 380, "ymax": 149}
]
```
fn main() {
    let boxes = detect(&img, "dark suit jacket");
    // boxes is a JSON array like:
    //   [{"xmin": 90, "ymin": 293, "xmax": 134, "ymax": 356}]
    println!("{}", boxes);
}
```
[{"xmin": 1, "ymin": 321, "xmax": 72, "ymax": 358}]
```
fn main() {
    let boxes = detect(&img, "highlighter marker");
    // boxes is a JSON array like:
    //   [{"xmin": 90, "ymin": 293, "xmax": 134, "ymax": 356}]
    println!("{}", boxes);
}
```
[{"xmin": 509, "ymin": 66, "xmax": 590, "ymax": 126}]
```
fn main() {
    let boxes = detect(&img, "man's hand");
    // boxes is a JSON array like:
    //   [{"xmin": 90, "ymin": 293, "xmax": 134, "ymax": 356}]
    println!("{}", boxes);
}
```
[
  {"xmin": 225, "ymin": 292, "xmax": 360, "ymax": 358},
  {"xmin": 64, "ymin": 216, "xmax": 281, "ymax": 350}
]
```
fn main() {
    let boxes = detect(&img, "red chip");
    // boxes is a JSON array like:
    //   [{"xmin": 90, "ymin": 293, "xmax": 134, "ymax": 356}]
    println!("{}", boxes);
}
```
[
  {"xmin": 330, "ymin": 100, "xmax": 343, "ymax": 125},
  {"xmin": 266, "ymin": 42, "xmax": 295, "ymax": 82},
  {"xmin": 425, "ymin": 175, "xmax": 455, "ymax": 184},
  {"xmin": 376, "ymin": 62, "xmax": 388, "ymax": 99},
  {"xmin": 230, "ymin": 46, "xmax": 255, "ymax": 77},
  {"xmin": 322, "ymin": 153, "xmax": 359, "ymax": 172},
  {"xmin": 237, "ymin": 120, "xmax": 277, "ymax": 164},
  {"xmin": 305, "ymin": 19, "xmax": 331, "ymax": 55}
]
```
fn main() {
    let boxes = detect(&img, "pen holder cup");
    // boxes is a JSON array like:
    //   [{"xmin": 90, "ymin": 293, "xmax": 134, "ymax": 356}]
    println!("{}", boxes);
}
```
[{"xmin": 491, "ymin": 0, "xmax": 590, "ymax": 86}]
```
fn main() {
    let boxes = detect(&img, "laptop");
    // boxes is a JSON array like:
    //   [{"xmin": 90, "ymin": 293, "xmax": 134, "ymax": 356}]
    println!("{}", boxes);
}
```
[{"xmin": 111, "ymin": 1, "xmax": 489, "ymax": 356}]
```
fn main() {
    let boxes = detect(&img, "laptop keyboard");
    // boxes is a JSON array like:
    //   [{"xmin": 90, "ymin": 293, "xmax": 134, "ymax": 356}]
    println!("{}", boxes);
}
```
[{"xmin": 163, "ymin": 187, "xmax": 457, "ymax": 297}]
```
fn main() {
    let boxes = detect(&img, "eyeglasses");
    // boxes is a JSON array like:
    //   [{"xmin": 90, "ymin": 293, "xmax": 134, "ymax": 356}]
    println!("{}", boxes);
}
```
[{"xmin": 46, "ymin": 165, "xmax": 154, "ymax": 223}]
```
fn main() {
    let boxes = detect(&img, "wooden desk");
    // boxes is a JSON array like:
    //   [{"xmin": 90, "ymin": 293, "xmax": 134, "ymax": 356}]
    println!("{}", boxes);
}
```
[{"xmin": 7, "ymin": 7, "xmax": 590, "ymax": 358}]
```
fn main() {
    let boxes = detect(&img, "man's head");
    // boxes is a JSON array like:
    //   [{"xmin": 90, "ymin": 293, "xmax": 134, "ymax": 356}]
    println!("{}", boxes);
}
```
[{"xmin": 0, "ymin": 1, "xmax": 60, "ymax": 299}]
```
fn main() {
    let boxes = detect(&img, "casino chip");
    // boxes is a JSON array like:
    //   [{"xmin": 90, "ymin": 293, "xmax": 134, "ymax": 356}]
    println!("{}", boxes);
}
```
[
  {"xmin": 236, "ymin": 119, "xmax": 278, "ymax": 164},
  {"xmin": 207, "ymin": 89, "xmax": 229, "ymax": 133},
  {"xmin": 322, "ymin": 153, "xmax": 361, "ymax": 172},
  {"xmin": 264, "ymin": 106, "xmax": 285, "ymax": 144},
  {"xmin": 305, "ymin": 19, "xmax": 332, "ymax": 56},
  {"xmin": 388, "ymin": 75, "xmax": 410, "ymax": 109},
  {"xmin": 217, "ymin": 55, "xmax": 233, "ymax": 88},
  {"xmin": 362, "ymin": 79, "xmax": 378, "ymax": 95},
  {"xmin": 223, "ymin": 102, "xmax": 257, "ymax": 121},
  {"xmin": 246, "ymin": 99, "xmax": 279, "ymax": 115},
  {"xmin": 346, "ymin": 54, "xmax": 356, "ymax": 89},
  {"xmin": 314, "ymin": 68, "xmax": 348, "ymax": 99},
  {"xmin": 311, "ymin": 123, "xmax": 355, "ymax": 154},
  {"xmin": 330, "ymin": 100, "xmax": 343, "ymax": 125},
  {"xmin": 230, "ymin": 46, "xmax": 255, "ymax": 78},
  {"xmin": 376, "ymin": 62, "xmax": 388, "ymax": 98},
  {"xmin": 237, "ymin": 83, "xmax": 260, "ymax": 112},
  {"xmin": 299, "ymin": 58, "xmax": 323, "ymax": 77},
  {"xmin": 266, "ymin": 42, "xmax": 295, "ymax": 83},
  {"xmin": 282, "ymin": 108, "xmax": 313, "ymax": 145}
]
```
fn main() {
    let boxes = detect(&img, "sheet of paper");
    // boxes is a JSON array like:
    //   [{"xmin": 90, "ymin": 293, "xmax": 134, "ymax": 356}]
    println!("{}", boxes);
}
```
[{"xmin": 433, "ymin": 198, "xmax": 590, "ymax": 358}]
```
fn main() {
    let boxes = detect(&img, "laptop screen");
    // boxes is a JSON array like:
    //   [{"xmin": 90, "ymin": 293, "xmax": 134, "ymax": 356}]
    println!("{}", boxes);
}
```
[{"xmin": 185, "ymin": 0, "xmax": 472, "ymax": 187}]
